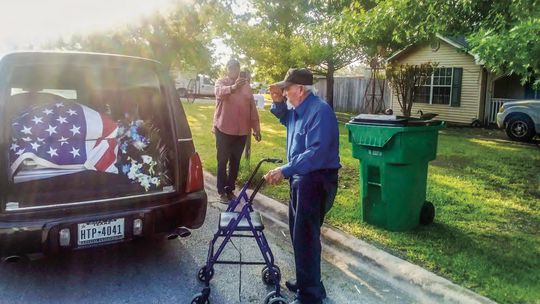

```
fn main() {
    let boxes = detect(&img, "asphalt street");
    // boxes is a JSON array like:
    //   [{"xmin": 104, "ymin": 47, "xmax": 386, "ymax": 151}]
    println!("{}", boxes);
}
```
[{"xmin": 0, "ymin": 188, "xmax": 416, "ymax": 304}]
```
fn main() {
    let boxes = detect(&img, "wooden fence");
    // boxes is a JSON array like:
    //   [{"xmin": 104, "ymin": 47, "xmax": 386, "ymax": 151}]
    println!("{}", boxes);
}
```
[{"xmin": 314, "ymin": 76, "xmax": 391, "ymax": 113}]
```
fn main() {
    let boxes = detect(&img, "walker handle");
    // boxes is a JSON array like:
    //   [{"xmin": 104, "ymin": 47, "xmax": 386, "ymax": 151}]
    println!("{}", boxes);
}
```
[
  {"xmin": 245, "ymin": 158, "xmax": 283, "ymax": 189},
  {"xmin": 265, "ymin": 158, "xmax": 283, "ymax": 164}
]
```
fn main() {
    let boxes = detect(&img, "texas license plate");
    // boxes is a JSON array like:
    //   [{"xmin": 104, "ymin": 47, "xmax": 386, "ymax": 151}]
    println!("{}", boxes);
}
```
[{"xmin": 78, "ymin": 218, "xmax": 125, "ymax": 246}]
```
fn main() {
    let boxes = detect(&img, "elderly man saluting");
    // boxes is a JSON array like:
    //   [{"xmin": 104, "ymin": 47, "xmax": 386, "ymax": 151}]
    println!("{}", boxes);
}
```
[{"xmin": 264, "ymin": 68, "xmax": 341, "ymax": 304}]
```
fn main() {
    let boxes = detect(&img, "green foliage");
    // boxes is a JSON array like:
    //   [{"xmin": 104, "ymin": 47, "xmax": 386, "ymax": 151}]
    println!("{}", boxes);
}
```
[
  {"xmin": 343, "ymin": 0, "xmax": 540, "ymax": 87},
  {"xmin": 466, "ymin": 4, "xmax": 540, "ymax": 87},
  {"xmin": 210, "ymin": 0, "xmax": 363, "ymax": 105}
]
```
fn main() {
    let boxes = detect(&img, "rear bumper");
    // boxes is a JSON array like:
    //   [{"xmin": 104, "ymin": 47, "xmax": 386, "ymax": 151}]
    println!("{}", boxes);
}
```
[
  {"xmin": 0, "ymin": 191, "xmax": 207, "ymax": 257},
  {"xmin": 496, "ymin": 113, "xmax": 505, "ymax": 128}
]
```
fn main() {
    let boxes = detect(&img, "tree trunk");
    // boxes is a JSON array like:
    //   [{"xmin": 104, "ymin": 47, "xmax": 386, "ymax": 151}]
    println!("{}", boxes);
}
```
[{"xmin": 326, "ymin": 60, "xmax": 335, "ymax": 109}]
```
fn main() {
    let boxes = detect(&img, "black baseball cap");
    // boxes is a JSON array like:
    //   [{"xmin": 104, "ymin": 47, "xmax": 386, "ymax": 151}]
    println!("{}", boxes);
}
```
[{"xmin": 272, "ymin": 68, "xmax": 313, "ymax": 88}]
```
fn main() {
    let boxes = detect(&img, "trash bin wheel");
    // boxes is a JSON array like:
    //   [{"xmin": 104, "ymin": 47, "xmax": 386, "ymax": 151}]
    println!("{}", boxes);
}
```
[
  {"xmin": 264, "ymin": 291, "xmax": 286, "ymax": 304},
  {"xmin": 261, "ymin": 265, "xmax": 281, "ymax": 285},
  {"xmin": 197, "ymin": 266, "xmax": 214, "ymax": 282},
  {"xmin": 420, "ymin": 201, "xmax": 435, "ymax": 225}
]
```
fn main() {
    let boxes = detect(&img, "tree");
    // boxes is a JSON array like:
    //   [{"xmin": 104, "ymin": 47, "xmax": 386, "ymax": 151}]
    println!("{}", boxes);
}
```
[
  {"xmin": 342, "ymin": 0, "xmax": 540, "ymax": 87},
  {"xmin": 211, "ymin": 0, "xmax": 364, "ymax": 108},
  {"xmin": 301, "ymin": 0, "xmax": 366, "ymax": 108},
  {"xmin": 48, "ymin": 1, "xmax": 214, "ymax": 72},
  {"xmin": 385, "ymin": 62, "xmax": 436, "ymax": 117}
]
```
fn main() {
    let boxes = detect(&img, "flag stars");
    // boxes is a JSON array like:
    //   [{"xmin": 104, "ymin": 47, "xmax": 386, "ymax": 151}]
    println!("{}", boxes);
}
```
[
  {"xmin": 31, "ymin": 116, "xmax": 43, "ymax": 124},
  {"xmin": 21, "ymin": 125, "xmax": 32, "ymax": 135},
  {"xmin": 55, "ymin": 103, "xmax": 64, "ymax": 108},
  {"xmin": 67, "ymin": 109, "xmax": 77, "ymax": 116},
  {"xmin": 36, "ymin": 137, "xmax": 45, "ymax": 142},
  {"xmin": 15, "ymin": 149, "xmax": 25, "ymax": 156},
  {"xmin": 45, "ymin": 125, "xmax": 58, "ymax": 136},
  {"xmin": 30, "ymin": 142, "xmax": 41, "ymax": 151},
  {"xmin": 59, "ymin": 136, "xmax": 70, "ymax": 146},
  {"xmin": 56, "ymin": 116, "xmax": 68, "ymax": 124},
  {"xmin": 10, "ymin": 143, "xmax": 19, "ymax": 151},
  {"xmin": 22, "ymin": 137, "xmax": 32, "ymax": 142},
  {"xmin": 70, "ymin": 125, "xmax": 81, "ymax": 136},
  {"xmin": 43, "ymin": 108, "xmax": 54, "ymax": 115},
  {"xmin": 46, "ymin": 147, "xmax": 58, "ymax": 157},
  {"xmin": 70, "ymin": 147, "xmax": 80, "ymax": 158}
]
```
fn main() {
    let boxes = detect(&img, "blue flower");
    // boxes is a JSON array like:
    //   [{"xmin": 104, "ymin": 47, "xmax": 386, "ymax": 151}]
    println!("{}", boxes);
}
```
[
  {"xmin": 120, "ymin": 142, "xmax": 129, "ymax": 153},
  {"xmin": 122, "ymin": 164, "xmax": 131, "ymax": 174}
]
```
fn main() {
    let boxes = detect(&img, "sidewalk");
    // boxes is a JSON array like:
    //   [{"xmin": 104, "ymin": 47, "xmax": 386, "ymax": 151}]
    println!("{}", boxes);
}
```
[{"xmin": 204, "ymin": 171, "xmax": 496, "ymax": 304}]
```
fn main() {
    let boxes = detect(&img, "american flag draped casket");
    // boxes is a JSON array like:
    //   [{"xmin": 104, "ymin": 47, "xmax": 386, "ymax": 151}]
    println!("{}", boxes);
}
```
[{"xmin": 9, "ymin": 101, "xmax": 119, "ymax": 181}]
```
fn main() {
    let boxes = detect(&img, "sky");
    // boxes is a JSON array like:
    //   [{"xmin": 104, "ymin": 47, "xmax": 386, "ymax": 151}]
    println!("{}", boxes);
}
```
[
  {"xmin": 0, "ymin": 0, "xmax": 241, "ymax": 65},
  {"xmin": 0, "ymin": 0, "xmax": 177, "ymax": 52}
]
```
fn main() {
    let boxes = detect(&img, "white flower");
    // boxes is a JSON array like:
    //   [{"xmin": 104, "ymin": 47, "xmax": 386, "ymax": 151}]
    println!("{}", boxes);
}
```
[
  {"xmin": 127, "ymin": 169, "xmax": 137, "ymax": 180},
  {"xmin": 151, "ymin": 177, "xmax": 160, "ymax": 186},
  {"xmin": 141, "ymin": 155, "xmax": 153, "ymax": 164},
  {"xmin": 133, "ymin": 140, "xmax": 147, "ymax": 151},
  {"xmin": 139, "ymin": 176, "xmax": 151, "ymax": 191}
]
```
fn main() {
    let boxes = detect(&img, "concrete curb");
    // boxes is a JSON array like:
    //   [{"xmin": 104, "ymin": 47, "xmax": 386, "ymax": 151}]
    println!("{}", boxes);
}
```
[{"xmin": 203, "ymin": 171, "xmax": 496, "ymax": 304}]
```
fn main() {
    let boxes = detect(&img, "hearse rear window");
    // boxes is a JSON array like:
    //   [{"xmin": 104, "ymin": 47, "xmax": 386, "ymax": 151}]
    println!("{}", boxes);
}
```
[{"xmin": 4, "ymin": 63, "xmax": 175, "ymax": 208}]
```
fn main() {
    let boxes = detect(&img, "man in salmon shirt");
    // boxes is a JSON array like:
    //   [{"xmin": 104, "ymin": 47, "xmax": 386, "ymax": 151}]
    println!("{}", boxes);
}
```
[{"xmin": 214, "ymin": 59, "xmax": 261, "ymax": 203}]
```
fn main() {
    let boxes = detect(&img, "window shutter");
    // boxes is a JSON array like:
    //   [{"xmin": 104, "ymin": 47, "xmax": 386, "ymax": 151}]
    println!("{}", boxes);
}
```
[{"xmin": 451, "ymin": 67, "xmax": 463, "ymax": 107}]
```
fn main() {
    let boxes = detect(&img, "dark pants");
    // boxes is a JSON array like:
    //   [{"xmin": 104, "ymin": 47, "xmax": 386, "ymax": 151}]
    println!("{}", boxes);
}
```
[
  {"xmin": 289, "ymin": 169, "xmax": 338, "ymax": 303},
  {"xmin": 215, "ymin": 128, "xmax": 247, "ymax": 195}
]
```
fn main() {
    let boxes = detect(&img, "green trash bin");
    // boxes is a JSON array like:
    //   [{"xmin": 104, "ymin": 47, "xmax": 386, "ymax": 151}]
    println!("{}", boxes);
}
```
[{"xmin": 346, "ymin": 115, "xmax": 444, "ymax": 231}]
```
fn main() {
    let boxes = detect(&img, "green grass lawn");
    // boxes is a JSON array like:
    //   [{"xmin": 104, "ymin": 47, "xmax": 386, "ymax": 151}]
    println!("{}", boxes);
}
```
[{"xmin": 183, "ymin": 101, "xmax": 540, "ymax": 304}]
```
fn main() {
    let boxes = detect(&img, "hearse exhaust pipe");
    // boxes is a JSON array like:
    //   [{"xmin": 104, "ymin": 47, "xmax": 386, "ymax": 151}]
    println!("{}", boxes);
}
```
[
  {"xmin": 3, "ymin": 255, "xmax": 23, "ymax": 263},
  {"xmin": 167, "ymin": 227, "xmax": 191, "ymax": 240}
]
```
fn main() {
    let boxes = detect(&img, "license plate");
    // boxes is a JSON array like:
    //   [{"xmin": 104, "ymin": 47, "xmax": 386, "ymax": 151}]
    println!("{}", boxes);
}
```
[{"xmin": 78, "ymin": 218, "xmax": 125, "ymax": 246}]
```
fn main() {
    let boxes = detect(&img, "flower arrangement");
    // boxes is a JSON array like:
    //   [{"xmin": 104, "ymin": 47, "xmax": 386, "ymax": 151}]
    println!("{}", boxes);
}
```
[{"xmin": 117, "ymin": 120, "xmax": 170, "ymax": 191}]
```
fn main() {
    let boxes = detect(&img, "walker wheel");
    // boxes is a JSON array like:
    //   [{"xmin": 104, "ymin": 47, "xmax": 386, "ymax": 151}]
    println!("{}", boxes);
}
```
[
  {"xmin": 191, "ymin": 293, "xmax": 210, "ymax": 304},
  {"xmin": 261, "ymin": 265, "xmax": 281, "ymax": 285},
  {"xmin": 268, "ymin": 298, "xmax": 287, "ymax": 304},
  {"xmin": 264, "ymin": 291, "xmax": 283, "ymax": 304},
  {"xmin": 197, "ymin": 266, "xmax": 214, "ymax": 282}
]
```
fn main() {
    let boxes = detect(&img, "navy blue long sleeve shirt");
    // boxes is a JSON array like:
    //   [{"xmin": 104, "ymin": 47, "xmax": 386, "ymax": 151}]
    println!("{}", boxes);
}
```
[{"xmin": 270, "ymin": 93, "xmax": 341, "ymax": 178}]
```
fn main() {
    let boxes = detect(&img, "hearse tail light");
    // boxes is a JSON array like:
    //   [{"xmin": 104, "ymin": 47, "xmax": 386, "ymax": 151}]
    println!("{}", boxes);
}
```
[
  {"xmin": 59, "ymin": 229, "xmax": 71, "ymax": 247},
  {"xmin": 133, "ymin": 219, "xmax": 143, "ymax": 236},
  {"xmin": 185, "ymin": 152, "xmax": 204, "ymax": 193}
]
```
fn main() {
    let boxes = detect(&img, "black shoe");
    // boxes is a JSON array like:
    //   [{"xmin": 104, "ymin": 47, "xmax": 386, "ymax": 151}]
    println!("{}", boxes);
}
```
[
  {"xmin": 226, "ymin": 192, "xmax": 237, "ymax": 201},
  {"xmin": 219, "ymin": 193, "xmax": 229, "ymax": 204},
  {"xmin": 285, "ymin": 280, "xmax": 327, "ymax": 299},
  {"xmin": 285, "ymin": 279, "xmax": 298, "ymax": 293}
]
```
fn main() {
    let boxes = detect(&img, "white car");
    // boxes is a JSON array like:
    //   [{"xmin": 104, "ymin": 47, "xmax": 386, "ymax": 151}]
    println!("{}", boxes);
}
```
[{"xmin": 496, "ymin": 100, "xmax": 540, "ymax": 142}]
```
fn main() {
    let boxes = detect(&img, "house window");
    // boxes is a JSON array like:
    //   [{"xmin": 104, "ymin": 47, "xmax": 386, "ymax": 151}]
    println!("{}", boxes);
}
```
[{"xmin": 415, "ymin": 67, "xmax": 453, "ymax": 105}]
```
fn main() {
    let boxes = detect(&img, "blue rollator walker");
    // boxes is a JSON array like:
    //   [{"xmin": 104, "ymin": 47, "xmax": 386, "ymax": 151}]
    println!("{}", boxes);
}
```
[{"xmin": 191, "ymin": 158, "xmax": 287, "ymax": 304}]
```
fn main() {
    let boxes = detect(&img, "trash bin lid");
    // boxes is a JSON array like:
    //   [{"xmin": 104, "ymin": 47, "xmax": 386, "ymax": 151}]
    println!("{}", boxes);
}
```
[{"xmin": 349, "ymin": 114, "xmax": 440, "ymax": 127}]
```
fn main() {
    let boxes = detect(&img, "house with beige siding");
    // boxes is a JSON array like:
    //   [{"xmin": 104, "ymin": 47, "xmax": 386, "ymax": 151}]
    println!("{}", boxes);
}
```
[{"xmin": 387, "ymin": 35, "xmax": 539, "ymax": 125}]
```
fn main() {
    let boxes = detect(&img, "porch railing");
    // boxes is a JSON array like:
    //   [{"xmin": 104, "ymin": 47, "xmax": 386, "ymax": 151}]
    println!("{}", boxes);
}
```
[{"xmin": 486, "ymin": 98, "xmax": 517, "ymax": 124}]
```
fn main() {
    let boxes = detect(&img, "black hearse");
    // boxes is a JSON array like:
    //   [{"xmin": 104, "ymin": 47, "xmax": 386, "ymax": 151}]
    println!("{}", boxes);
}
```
[{"xmin": 0, "ymin": 52, "xmax": 207, "ymax": 260}]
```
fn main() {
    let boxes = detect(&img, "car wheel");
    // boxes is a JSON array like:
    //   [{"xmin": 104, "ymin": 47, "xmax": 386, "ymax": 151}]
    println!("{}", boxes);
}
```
[{"xmin": 505, "ymin": 114, "xmax": 535, "ymax": 142}]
